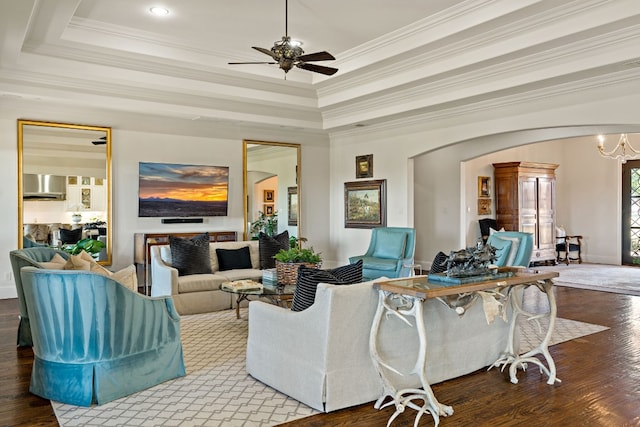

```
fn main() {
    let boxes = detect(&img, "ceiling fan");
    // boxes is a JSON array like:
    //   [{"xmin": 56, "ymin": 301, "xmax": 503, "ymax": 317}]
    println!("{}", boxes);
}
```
[{"xmin": 228, "ymin": 0, "xmax": 338, "ymax": 76}]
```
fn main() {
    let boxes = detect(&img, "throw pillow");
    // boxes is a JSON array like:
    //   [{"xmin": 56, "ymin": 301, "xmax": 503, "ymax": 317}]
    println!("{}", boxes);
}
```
[
  {"xmin": 429, "ymin": 251, "xmax": 449, "ymax": 274},
  {"xmin": 40, "ymin": 253, "xmax": 68, "ymax": 270},
  {"xmin": 291, "ymin": 259, "xmax": 363, "ymax": 312},
  {"xmin": 110, "ymin": 264, "xmax": 138, "ymax": 292},
  {"xmin": 64, "ymin": 250, "xmax": 112, "ymax": 275},
  {"xmin": 169, "ymin": 233, "xmax": 212, "ymax": 276},
  {"xmin": 497, "ymin": 236, "xmax": 521, "ymax": 266},
  {"xmin": 216, "ymin": 246, "xmax": 253, "ymax": 271},
  {"xmin": 259, "ymin": 231, "xmax": 290, "ymax": 269},
  {"xmin": 488, "ymin": 237, "xmax": 512, "ymax": 266},
  {"xmin": 371, "ymin": 229, "xmax": 407, "ymax": 259}
]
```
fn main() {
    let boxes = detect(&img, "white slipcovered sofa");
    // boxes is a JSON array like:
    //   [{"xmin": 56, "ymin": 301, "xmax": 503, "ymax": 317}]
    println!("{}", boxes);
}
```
[
  {"xmin": 150, "ymin": 240, "xmax": 262, "ymax": 315},
  {"xmin": 247, "ymin": 277, "xmax": 519, "ymax": 412}
]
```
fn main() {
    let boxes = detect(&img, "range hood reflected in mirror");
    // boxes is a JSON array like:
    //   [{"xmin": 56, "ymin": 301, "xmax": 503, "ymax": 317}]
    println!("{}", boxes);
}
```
[{"xmin": 23, "ymin": 174, "xmax": 67, "ymax": 200}]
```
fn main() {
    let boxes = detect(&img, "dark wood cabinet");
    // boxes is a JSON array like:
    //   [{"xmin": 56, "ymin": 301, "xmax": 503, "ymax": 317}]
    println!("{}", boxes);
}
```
[
  {"xmin": 493, "ymin": 162, "xmax": 558, "ymax": 265},
  {"xmin": 134, "ymin": 231, "xmax": 237, "ymax": 294}
]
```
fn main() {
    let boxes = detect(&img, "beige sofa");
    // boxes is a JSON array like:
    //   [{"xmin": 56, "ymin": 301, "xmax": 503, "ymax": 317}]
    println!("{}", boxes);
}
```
[
  {"xmin": 247, "ymin": 277, "xmax": 520, "ymax": 413},
  {"xmin": 150, "ymin": 240, "xmax": 262, "ymax": 314}
]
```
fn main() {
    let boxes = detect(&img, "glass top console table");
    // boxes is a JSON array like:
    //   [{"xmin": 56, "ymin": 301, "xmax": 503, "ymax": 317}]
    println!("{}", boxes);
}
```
[{"xmin": 370, "ymin": 268, "xmax": 560, "ymax": 426}]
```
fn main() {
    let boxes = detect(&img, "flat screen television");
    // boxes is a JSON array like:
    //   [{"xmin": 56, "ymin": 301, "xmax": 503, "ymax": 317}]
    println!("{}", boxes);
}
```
[{"xmin": 138, "ymin": 162, "xmax": 229, "ymax": 217}]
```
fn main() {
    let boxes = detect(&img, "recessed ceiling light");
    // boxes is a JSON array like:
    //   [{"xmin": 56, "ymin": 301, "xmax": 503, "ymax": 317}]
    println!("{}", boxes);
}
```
[{"xmin": 149, "ymin": 6, "xmax": 170, "ymax": 16}]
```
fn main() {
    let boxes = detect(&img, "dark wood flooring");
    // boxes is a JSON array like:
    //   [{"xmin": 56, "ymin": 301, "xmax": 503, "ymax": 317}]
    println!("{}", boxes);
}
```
[{"xmin": 1, "ymin": 286, "xmax": 638, "ymax": 427}]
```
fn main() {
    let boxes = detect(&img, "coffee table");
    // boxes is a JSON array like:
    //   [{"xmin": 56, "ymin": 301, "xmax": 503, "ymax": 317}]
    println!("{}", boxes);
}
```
[{"xmin": 221, "ymin": 281, "xmax": 295, "ymax": 319}]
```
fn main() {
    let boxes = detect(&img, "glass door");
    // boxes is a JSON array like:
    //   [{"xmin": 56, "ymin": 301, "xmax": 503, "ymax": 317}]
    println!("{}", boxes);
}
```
[{"xmin": 622, "ymin": 160, "xmax": 640, "ymax": 265}]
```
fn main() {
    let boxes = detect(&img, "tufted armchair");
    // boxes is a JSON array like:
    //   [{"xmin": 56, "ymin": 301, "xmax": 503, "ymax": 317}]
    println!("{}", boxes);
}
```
[
  {"xmin": 486, "ymin": 231, "xmax": 534, "ymax": 267},
  {"xmin": 349, "ymin": 227, "xmax": 416, "ymax": 280},
  {"xmin": 10, "ymin": 247, "xmax": 70, "ymax": 347},
  {"xmin": 20, "ymin": 267, "xmax": 186, "ymax": 406}
]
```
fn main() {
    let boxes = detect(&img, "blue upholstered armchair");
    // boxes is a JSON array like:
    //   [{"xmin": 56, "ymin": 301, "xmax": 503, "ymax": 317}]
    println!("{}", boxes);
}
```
[
  {"xmin": 349, "ymin": 227, "xmax": 416, "ymax": 280},
  {"xmin": 486, "ymin": 231, "xmax": 534, "ymax": 267},
  {"xmin": 20, "ymin": 267, "xmax": 186, "ymax": 406},
  {"xmin": 9, "ymin": 247, "xmax": 70, "ymax": 347}
]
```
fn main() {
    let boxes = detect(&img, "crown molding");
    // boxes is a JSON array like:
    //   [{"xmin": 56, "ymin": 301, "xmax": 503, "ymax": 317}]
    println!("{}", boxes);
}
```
[
  {"xmin": 327, "ymin": 66, "xmax": 640, "ymax": 138},
  {"xmin": 318, "ymin": 0, "xmax": 628, "ymax": 104},
  {"xmin": 320, "ymin": 21, "xmax": 640, "ymax": 129}
]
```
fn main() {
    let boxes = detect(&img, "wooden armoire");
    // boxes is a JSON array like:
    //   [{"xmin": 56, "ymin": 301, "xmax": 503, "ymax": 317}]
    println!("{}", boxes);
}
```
[{"xmin": 492, "ymin": 162, "xmax": 558, "ymax": 265}]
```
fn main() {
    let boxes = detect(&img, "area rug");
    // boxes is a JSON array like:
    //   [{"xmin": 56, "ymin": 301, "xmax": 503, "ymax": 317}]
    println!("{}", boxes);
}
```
[
  {"xmin": 536, "ymin": 263, "xmax": 640, "ymax": 296},
  {"xmin": 52, "ymin": 308, "xmax": 609, "ymax": 427}
]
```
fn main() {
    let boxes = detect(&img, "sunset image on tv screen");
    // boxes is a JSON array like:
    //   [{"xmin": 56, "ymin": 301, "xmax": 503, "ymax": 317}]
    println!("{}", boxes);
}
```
[{"xmin": 138, "ymin": 162, "xmax": 229, "ymax": 217}]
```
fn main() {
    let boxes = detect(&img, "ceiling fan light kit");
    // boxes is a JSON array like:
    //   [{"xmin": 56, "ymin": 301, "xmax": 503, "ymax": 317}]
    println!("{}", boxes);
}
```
[{"xmin": 229, "ymin": 0, "xmax": 338, "ymax": 77}]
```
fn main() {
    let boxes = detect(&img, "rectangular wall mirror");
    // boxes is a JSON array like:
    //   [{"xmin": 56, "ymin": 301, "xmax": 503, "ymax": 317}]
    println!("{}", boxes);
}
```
[
  {"xmin": 243, "ymin": 140, "xmax": 300, "ymax": 241},
  {"xmin": 18, "ymin": 120, "xmax": 112, "ymax": 265}
]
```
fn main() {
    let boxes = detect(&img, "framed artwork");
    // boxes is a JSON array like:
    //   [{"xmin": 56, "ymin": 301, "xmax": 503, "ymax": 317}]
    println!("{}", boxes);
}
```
[
  {"xmin": 82, "ymin": 176, "xmax": 91, "ymax": 185},
  {"xmin": 264, "ymin": 189, "xmax": 274, "ymax": 202},
  {"xmin": 81, "ymin": 188, "xmax": 91, "ymax": 209},
  {"xmin": 478, "ymin": 198, "xmax": 492, "ymax": 215},
  {"xmin": 355, "ymin": 154, "xmax": 373, "ymax": 179},
  {"xmin": 287, "ymin": 186, "xmax": 298, "ymax": 226},
  {"xmin": 94, "ymin": 178, "xmax": 103, "ymax": 186},
  {"xmin": 478, "ymin": 176, "xmax": 491, "ymax": 198},
  {"xmin": 344, "ymin": 179, "xmax": 387, "ymax": 228},
  {"xmin": 68, "ymin": 176, "xmax": 77, "ymax": 185},
  {"xmin": 264, "ymin": 204, "xmax": 275, "ymax": 215}
]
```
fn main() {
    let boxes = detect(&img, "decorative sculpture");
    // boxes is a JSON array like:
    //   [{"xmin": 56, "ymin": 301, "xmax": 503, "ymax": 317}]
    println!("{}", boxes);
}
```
[{"xmin": 444, "ymin": 244, "xmax": 497, "ymax": 277}]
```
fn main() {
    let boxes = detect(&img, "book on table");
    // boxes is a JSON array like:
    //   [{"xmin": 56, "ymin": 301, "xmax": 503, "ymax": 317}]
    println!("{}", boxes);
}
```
[{"xmin": 221, "ymin": 280, "xmax": 263, "ymax": 292}]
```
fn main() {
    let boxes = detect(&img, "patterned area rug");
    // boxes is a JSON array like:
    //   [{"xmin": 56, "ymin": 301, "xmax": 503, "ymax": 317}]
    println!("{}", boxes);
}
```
[
  {"xmin": 52, "ymin": 308, "xmax": 609, "ymax": 427},
  {"xmin": 536, "ymin": 263, "xmax": 640, "ymax": 296}
]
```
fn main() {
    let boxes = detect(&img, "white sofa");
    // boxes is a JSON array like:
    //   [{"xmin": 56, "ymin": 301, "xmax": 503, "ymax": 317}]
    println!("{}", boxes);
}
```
[
  {"xmin": 247, "ymin": 278, "xmax": 518, "ymax": 413},
  {"xmin": 150, "ymin": 240, "xmax": 263, "ymax": 315}
]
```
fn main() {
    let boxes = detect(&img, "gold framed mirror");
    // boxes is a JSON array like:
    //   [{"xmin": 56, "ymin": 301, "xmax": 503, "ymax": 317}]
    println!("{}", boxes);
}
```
[
  {"xmin": 243, "ymin": 140, "xmax": 300, "ymax": 241},
  {"xmin": 18, "ymin": 120, "xmax": 112, "ymax": 265}
]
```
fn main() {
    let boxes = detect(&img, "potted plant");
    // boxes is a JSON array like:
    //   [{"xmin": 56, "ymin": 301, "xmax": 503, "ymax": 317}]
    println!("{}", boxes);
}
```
[
  {"xmin": 273, "ymin": 245, "xmax": 322, "ymax": 285},
  {"xmin": 250, "ymin": 210, "xmax": 278, "ymax": 239},
  {"xmin": 62, "ymin": 238, "xmax": 106, "ymax": 257}
]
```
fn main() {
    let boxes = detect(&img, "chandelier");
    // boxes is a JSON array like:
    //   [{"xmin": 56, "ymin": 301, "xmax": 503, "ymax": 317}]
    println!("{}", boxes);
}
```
[{"xmin": 597, "ymin": 133, "xmax": 640, "ymax": 163}]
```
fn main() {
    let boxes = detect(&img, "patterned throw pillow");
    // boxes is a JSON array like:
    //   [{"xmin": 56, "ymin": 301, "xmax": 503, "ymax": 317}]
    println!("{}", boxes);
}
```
[
  {"xmin": 429, "ymin": 251, "xmax": 449, "ymax": 274},
  {"xmin": 259, "ymin": 231, "xmax": 290, "ymax": 269},
  {"xmin": 291, "ymin": 259, "xmax": 363, "ymax": 312},
  {"xmin": 216, "ymin": 246, "xmax": 253, "ymax": 271},
  {"xmin": 169, "ymin": 233, "xmax": 212, "ymax": 276}
]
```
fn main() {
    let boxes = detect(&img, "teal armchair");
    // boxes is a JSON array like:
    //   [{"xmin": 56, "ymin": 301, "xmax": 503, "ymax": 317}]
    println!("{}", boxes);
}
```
[
  {"xmin": 9, "ymin": 247, "xmax": 70, "ymax": 347},
  {"xmin": 486, "ymin": 231, "xmax": 533, "ymax": 267},
  {"xmin": 349, "ymin": 227, "xmax": 416, "ymax": 280},
  {"xmin": 20, "ymin": 267, "xmax": 186, "ymax": 406}
]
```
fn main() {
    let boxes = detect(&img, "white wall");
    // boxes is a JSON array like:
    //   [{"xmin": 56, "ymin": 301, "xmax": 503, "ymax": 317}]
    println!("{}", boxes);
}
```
[
  {"xmin": 329, "ymin": 76, "xmax": 640, "ymax": 269},
  {"xmin": 462, "ymin": 137, "xmax": 619, "ymax": 265},
  {"xmin": 0, "ymin": 101, "xmax": 330, "ymax": 299}
]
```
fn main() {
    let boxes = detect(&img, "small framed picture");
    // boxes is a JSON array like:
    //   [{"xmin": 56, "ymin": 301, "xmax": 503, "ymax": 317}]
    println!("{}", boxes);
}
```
[
  {"xmin": 478, "ymin": 176, "xmax": 491, "ymax": 198},
  {"xmin": 82, "ymin": 176, "xmax": 91, "ymax": 185},
  {"xmin": 355, "ymin": 154, "xmax": 373, "ymax": 179},
  {"xmin": 264, "ymin": 189, "xmax": 274, "ymax": 202},
  {"xmin": 68, "ymin": 176, "xmax": 77, "ymax": 185},
  {"xmin": 264, "ymin": 204, "xmax": 275, "ymax": 215},
  {"xmin": 478, "ymin": 198, "xmax": 492, "ymax": 215},
  {"xmin": 94, "ymin": 178, "xmax": 103, "ymax": 186}
]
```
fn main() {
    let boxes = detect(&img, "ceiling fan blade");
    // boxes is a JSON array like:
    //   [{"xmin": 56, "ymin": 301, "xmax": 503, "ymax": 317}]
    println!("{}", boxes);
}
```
[
  {"xmin": 228, "ymin": 61, "xmax": 278, "ymax": 65},
  {"xmin": 297, "ymin": 51, "xmax": 335, "ymax": 62},
  {"xmin": 252, "ymin": 46, "xmax": 277, "ymax": 59},
  {"xmin": 297, "ymin": 62, "xmax": 338, "ymax": 75}
]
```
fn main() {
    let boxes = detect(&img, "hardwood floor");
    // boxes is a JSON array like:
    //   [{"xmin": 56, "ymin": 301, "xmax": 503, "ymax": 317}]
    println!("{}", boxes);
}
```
[{"xmin": 1, "ymin": 287, "xmax": 638, "ymax": 426}]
